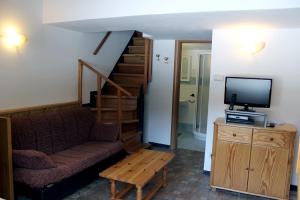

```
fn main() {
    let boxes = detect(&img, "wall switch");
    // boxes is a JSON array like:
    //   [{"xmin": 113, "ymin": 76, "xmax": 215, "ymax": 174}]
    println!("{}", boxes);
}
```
[{"xmin": 214, "ymin": 74, "xmax": 224, "ymax": 81}]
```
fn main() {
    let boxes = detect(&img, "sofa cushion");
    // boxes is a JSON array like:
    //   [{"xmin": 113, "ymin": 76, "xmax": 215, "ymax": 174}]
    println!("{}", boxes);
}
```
[
  {"xmin": 12, "ymin": 107, "xmax": 96, "ymax": 154},
  {"xmin": 11, "ymin": 116, "xmax": 37, "ymax": 151},
  {"xmin": 14, "ymin": 163, "xmax": 72, "ymax": 189},
  {"xmin": 89, "ymin": 122, "xmax": 120, "ymax": 142},
  {"xmin": 52, "ymin": 107, "xmax": 95, "ymax": 150},
  {"xmin": 13, "ymin": 150, "xmax": 56, "ymax": 170},
  {"xmin": 50, "ymin": 141, "xmax": 123, "ymax": 174},
  {"xmin": 14, "ymin": 141, "xmax": 123, "ymax": 188},
  {"xmin": 29, "ymin": 114, "xmax": 53, "ymax": 154}
]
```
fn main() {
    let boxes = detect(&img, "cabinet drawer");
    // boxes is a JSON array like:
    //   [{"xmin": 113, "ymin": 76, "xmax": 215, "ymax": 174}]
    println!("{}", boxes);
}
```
[
  {"xmin": 253, "ymin": 130, "xmax": 290, "ymax": 149},
  {"xmin": 218, "ymin": 125, "xmax": 252, "ymax": 144}
]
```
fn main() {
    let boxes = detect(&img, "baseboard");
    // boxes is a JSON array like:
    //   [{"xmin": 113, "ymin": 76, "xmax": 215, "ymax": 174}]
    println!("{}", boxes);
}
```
[
  {"xmin": 149, "ymin": 142, "xmax": 170, "ymax": 149},
  {"xmin": 202, "ymin": 170, "xmax": 297, "ymax": 191}
]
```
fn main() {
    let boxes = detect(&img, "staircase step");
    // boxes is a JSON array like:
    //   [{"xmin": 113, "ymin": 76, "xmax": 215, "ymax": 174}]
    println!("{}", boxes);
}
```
[
  {"xmin": 101, "ymin": 119, "xmax": 139, "ymax": 124},
  {"xmin": 132, "ymin": 37, "xmax": 145, "ymax": 46},
  {"xmin": 112, "ymin": 73, "xmax": 144, "ymax": 85},
  {"xmin": 111, "ymin": 83, "xmax": 142, "ymax": 88},
  {"xmin": 128, "ymin": 46, "xmax": 145, "ymax": 54},
  {"xmin": 122, "ymin": 119, "xmax": 139, "ymax": 124},
  {"xmin": 122, "ymin": 121, "xmax": 139, "ymax": 133},
  {"xmin": 123, "ymin": 54, "xmax": 144, "ymax": 64},
  {"xmin": 122, "ymin": 131, "xmax": 142, "ymax": 142},
  {"xmin": 118, "ymin": 63, "xmax": 145, "ymax": 74},
  {"xmin": 118, "ymin": 63, "xmax": 144, "ymax": 67},
  {"xmin": 90, "ymin": 107, "xmax": 136, "ymax": 112},
  {"xmin": 106, "ymin": 83, "xmax": 142, "ymax": 96},
  {"xmin": 101, "ymin": 109, "xmax": 137, "ymax": 120},
  {"xmin": 98, "ymin": 95, "xmax": 138, "ymax": 109},
  {"xmin": 101, "ymin": 95, "xmax": 137, "ymax": 99},
  {"xmin": 126, "ymin": 143, "xmax": 151, "ymax": 154},
  {"xmin": 123, "ymin": 134, "xmax": 142, "ymax": 153}
]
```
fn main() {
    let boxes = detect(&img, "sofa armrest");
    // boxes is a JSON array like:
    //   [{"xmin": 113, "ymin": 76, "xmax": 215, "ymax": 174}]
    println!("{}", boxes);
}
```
[{"xmin": 13, "ymin": 149, "xmax": 56, "ymax": 169}]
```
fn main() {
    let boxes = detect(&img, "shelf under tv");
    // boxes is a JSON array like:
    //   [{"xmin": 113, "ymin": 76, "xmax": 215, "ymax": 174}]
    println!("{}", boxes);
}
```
[{"xmin": 225, "ymin": 109, "xmax": 267, "ymax": 127}]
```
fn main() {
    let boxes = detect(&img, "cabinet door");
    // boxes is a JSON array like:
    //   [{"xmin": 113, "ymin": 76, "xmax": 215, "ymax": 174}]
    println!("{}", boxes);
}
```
[
  {"xmin": 212, "ymin": 140, "xmax": 251, "ymax": 191},
  {"xmin": 247, "ymin": 146, "xmax": 289, "ymax": 199}
]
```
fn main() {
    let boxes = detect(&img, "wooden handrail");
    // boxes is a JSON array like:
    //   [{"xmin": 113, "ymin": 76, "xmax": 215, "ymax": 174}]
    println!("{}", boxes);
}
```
[
  {"xmin": 0, "ymin": 101, "xmax": 79, "ymax": 117},
  {"xmin": 93, "ymin": 31, "xmax": 112, "ymax": 55},
  {"xmin": 78, "ymin": 59, "xmax": 132, "ymax": 96}
]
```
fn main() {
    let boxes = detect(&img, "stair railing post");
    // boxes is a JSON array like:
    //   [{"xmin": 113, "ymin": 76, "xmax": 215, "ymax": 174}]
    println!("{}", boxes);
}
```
[
  {"xmin": 117, "ymin": 89, "xmax": 122, "ymax": 140},
  {"xmin": 143, "ymin": 39, "xmax": 150, "ymax": 93},
  {"xmin": 78, "ymin": 60, "xmax": 83, "ymax": 106},
  {"xmin": 97, "ymin": 75, "xmax": 102, "ymax": 121},
  {"xmin": 148, "ymin": 39, "xmax": 153, "ymax": 82}
]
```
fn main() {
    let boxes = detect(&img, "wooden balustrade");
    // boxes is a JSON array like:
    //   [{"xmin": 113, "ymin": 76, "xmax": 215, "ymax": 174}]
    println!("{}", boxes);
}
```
[
  {"xmin": 77, "ymin": 59, "xmax": 131, "ymax": 138},
  {"xmin": 143, "ymin": 39, "xmax": 150, "ymax": 93},
  {"xmin": 117, "ymin": 90, "xmax": 122, "ymax": 136}
]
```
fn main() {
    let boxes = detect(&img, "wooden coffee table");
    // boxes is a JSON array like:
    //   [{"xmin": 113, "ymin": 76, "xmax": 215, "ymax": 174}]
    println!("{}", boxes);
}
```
[{"xmin": 99, "ymin": 149, "xmax": 175, "ymax": 200}]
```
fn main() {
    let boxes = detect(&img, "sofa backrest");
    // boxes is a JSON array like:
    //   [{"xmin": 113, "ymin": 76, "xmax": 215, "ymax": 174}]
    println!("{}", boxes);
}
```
[{"xmin": 11, "ymin": 107, "xmax": 95, "ymax": 154}]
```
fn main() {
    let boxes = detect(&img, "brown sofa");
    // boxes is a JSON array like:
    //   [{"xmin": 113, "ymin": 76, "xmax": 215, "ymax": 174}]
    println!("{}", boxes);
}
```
[{"xmin": 11, "ymin": 107, "xmax": 126, "ymax": 200}]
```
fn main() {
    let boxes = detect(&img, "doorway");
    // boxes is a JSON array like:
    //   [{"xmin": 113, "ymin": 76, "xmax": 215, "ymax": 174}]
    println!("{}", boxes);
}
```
[{"xmin": 171, "ymin": 41, "xmax": 212, "ymax": 152}]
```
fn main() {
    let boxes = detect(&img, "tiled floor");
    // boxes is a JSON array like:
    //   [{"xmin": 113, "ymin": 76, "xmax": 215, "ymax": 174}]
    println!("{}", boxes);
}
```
[
  {"xmin": 177, "ymin": 131, "xmax": 206, "ymax": 152},
  {"xmin": 61, "ymin": 149, "xmax": 297, "ymax": 200}
]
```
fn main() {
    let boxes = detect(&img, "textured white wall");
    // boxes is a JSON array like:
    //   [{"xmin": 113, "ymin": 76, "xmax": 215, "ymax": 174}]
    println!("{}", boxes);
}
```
[
  {"xmin": 144, "ymin": 40, "xmax": 175, "ymax": 145},
  {"xmin": 0, "ymin": 0, "xmax": 133, "ymax": 110},
  {"xmin": 204, "ymin": 28, "xmax": 300, "ymax": 185}
]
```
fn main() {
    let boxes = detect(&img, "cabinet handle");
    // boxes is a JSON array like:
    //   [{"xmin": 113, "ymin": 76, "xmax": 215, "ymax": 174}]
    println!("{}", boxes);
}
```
[
  {"xmin": 233, "ymin": 133, "xmax": 237, "ymax": 137},
  {"xmin": 270, "ymin": 138, "xmax": 274, "ymax": 141},
  {"xmin": 245, "ymin": 167, "xmax": 249, "ymax": 171},
  {"xmin": 250, "ymin": 168, "xmax": 254, "ymax": 171}
]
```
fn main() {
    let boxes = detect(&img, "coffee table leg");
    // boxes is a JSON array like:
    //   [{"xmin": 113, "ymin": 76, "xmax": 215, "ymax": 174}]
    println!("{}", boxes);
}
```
[
  {"xmin": 136, "ymin": 186, "xmax": 143, "ymax": 200},
  {"xmin": 110, "ymin": 180, "xmax": 116, "ymax": 200},
  {"xmin": 163, "ymin": 167, "xmax": 167, "ymax": 187}
]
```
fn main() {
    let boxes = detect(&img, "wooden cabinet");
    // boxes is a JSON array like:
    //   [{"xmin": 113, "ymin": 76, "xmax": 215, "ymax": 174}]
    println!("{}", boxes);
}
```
[
  {"xmin": 211, "ymin": 118, "xmax": 296, "ymax": 200},
  {"xmin": 213, "ymin": 141, "xmax": 251, "ymax": 191}
]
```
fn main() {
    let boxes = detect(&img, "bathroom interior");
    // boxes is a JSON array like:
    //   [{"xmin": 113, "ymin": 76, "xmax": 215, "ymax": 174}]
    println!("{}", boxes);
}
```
[{"xmin": 177, "ymin": 42, "xmax": 211, "ymax": 152}]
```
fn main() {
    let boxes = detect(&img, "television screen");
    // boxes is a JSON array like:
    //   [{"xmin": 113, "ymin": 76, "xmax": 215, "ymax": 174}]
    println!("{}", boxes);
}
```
[{"xmin": 224, "ymin": 77, "xmax": 272, "ymax": 108}]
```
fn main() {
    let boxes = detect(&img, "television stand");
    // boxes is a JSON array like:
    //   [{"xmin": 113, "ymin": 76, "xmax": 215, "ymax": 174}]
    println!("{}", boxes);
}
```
[
  {"xmin": 236, "ymin": 105, "xmax": 255, "ymax": 112},
  {"xmin": 225, "ymin": 109, "xmax": 267, "ymax": 127}
]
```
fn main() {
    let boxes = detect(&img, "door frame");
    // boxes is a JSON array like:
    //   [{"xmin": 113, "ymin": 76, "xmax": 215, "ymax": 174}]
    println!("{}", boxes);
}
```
[{"xmin": 170, "ymin": 40, "xmax": 212, "ymax": 150}]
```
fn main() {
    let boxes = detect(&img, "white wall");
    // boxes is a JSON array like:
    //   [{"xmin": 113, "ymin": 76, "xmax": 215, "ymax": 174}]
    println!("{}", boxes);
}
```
[
  {"xmin": 204, "ymin": 28, "xmax": 300, "ymax": 185},
  {"xmin": 144, "ymin": 40, "xmax": 175, "ymax": 145},
  {"xmin": 0, "ymin": 0, "xmax": 133, "ymax": 110},
  {"xmin": 43, "ymin": 0, "xmax": 300, "ymax": 24}
]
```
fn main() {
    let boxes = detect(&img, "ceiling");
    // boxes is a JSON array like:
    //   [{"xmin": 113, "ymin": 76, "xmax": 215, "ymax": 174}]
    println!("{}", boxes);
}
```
[{"xmin": 51, "ymin": 8, "xmax": 300, "ymax": 40}]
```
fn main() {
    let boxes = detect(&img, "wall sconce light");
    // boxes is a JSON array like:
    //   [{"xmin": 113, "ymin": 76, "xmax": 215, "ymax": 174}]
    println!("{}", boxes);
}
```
[
  {"xmin": 236, "ymin": 27, "xmax": 266, "ymax": 55},
  {"xmin": 1, "ymin": 27, "xmax": 27, "ymax": 48},
  {"xmin": 241, "ymin": 41, "xmax": 266, "ymax": 55}
]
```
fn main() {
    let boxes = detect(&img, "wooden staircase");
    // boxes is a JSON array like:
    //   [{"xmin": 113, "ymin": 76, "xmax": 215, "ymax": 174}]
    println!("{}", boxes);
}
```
[{"xmin": 80, "ymin": 32, "xmax": 153, "ymax": 153}]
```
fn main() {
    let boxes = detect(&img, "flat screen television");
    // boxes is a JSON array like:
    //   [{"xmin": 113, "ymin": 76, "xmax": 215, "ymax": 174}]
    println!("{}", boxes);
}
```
[{"xmin": 224, "ymin": 77, "xmax": 272, "ymax": 111}]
